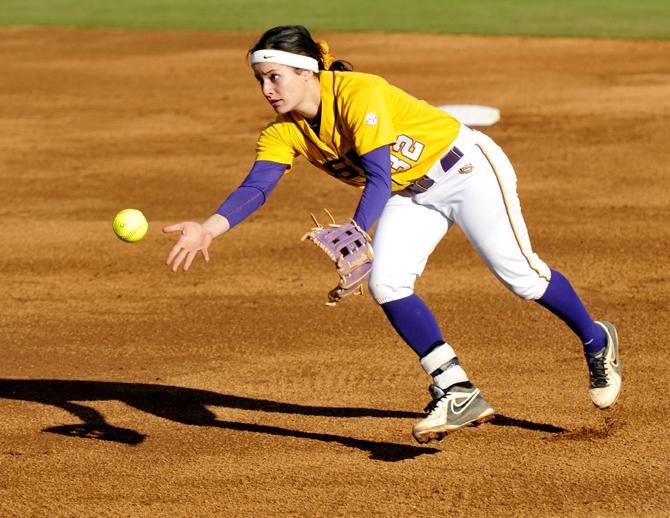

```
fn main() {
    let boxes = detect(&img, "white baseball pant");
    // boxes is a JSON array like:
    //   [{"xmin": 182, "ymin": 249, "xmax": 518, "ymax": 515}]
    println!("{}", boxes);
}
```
[{"xmin": 369, "ymin": 125, "xmax": 551, "ymax": 304}]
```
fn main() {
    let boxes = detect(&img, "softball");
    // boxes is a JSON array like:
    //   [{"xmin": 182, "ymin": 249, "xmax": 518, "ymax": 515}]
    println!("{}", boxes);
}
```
[{"xmin": 112, "ymin": 209, "xmax": 148, "ymax": 242}]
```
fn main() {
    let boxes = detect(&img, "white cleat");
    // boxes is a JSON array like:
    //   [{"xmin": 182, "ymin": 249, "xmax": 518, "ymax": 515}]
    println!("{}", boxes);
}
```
[
  {"xmin": 412, "ymin": 383, "xmax": 494, "ymax": 444},
  {"xmin": 586, "ymin": 321, "xmax": 622, "ymax": 409}
]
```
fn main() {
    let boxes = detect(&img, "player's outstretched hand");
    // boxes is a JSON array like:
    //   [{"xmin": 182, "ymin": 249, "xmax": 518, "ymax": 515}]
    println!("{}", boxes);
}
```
[{"xmin": 163, "ymin": 221, "xmax": 213, "ymax": 272}]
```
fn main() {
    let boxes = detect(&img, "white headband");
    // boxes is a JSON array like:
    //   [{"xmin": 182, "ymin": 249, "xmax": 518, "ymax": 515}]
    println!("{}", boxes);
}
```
[{"xmin": 249, "ymin": 49, "xmax": 319, "ymax": 72}]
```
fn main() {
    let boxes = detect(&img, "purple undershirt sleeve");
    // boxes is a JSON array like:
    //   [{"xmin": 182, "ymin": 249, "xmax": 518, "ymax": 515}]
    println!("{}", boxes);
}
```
[
  {"xmin": 353, "ymin": 145, "xmax": 392, "ymax": 232},
  {"xmin": 215, "ymin": 160, "xmax": 287, "ymax": 228}
]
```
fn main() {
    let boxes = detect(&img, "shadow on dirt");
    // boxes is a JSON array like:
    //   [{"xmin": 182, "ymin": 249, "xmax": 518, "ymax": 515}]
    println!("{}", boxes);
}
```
[
  {"xmin": 490, "ymin": 415, "xmax": 567, "ymax": 434},
  {"xmin": 0, "ymin": 379, "xmax": 567, "ymax": 461},
  {"xmin": 0, "ymin": 379, "xmax": 437, "ymax": 462}
]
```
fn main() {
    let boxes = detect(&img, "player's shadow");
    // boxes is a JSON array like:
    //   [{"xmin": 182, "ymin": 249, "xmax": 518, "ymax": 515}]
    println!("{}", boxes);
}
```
[
  {"xmin": 489, "ymin": 415, "xmax": 566, "ymax": 434},
  {"xmin": 0, "ymin": 379, "xmax": 437, "ymax": 462},
  {"xmin": 0, "ymin": 379, "xmax": 566, "ymax": 461}
]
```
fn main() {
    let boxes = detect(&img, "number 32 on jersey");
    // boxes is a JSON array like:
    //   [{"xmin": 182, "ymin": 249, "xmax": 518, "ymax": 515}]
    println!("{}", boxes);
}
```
[{"xmin": 390, "ymin": 134, "xmax": 425, "ymax": 172}]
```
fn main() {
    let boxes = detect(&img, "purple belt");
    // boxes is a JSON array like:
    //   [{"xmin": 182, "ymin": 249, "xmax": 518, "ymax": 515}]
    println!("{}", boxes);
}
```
[{"xmin": 406, "ymin": 146, "xmax": 464, "ymax": 193}]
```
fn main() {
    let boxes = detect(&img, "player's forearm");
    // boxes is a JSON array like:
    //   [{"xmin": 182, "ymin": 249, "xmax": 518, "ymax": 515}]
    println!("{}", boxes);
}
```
[{"xmin": 215, "ymin": 160, "xmax": 287, "ymax": 229}]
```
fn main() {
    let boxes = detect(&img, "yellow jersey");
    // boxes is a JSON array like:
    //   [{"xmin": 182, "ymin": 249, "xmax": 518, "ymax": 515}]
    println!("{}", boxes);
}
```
[{"xmin": 256, "ymin": 70, "xmax": 461, "ymax": 191}]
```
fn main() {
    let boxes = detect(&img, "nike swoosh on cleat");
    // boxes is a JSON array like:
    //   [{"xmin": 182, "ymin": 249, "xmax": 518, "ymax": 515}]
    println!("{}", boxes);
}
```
[
  {"xmin": 449, "ymin": 389, "xmax": 480, "ymax": 414},
  {"xmin": 608, "ymin": 344, "xmax": 619, "ymax": 368}
]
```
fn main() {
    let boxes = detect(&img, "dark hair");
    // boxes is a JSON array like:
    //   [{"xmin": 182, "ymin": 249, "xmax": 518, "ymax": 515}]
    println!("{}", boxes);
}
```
[{"xmin": 249, "ymin": 25, "xmax": 352, "ymax": 72}]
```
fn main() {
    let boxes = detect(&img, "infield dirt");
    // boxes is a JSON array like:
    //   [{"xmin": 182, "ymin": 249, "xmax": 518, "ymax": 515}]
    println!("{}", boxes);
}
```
[{"xmin": 1, "ymin": 27, "xmax": 669, "ymax": 516}]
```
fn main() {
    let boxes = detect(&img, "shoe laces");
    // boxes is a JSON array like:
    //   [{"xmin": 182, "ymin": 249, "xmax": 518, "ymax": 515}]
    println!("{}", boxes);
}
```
[
  {"xmin": 423, "ymin": 383, "xmax": 474, "ymax": 414},
  {"xmin": 423, "ymin": 396, "xmax": 446, "ymax": 414},
  {"xmin": 423, "ymin": 383, "xmax": 447, "ymax": 413},
  {"xmin": 586, "ymin": 349, "xmax": 608, "ymax": 388}
]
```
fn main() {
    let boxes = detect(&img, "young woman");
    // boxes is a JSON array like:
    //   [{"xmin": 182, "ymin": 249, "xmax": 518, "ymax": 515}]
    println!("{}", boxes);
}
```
[{"xmin": 164, "ymin": 25, "xmax": 621, "ymax": 444}]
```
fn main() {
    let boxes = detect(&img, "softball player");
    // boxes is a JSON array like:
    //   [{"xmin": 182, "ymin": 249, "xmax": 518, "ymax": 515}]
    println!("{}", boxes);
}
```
[{"xmin": 164, "ymin": 26, "xmax": 621, "ymax": 444}]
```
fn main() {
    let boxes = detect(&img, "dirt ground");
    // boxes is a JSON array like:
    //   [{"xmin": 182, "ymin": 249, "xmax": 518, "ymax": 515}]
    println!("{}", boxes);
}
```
[{"xmin": 1, "ymin": 27, "xmax": 669, "ymax": 516}]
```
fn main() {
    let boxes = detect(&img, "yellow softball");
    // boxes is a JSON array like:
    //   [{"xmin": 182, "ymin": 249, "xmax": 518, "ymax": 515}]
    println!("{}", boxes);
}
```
[{"xmin": 112, "ymin": 209, "xmax": 148, "ymax": 242}]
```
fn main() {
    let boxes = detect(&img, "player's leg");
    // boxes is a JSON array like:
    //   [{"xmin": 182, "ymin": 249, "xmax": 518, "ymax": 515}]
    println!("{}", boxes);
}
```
[
  {"xmin": 370, "ymin": 192, "xmax": 494, "ymax": 443},
  {"xmin": 369, "ymin": 192, "xmax": 452, "ymax": 359},
  {"xmin": 536, "ymin": 271, "xmax": 620, "ymax": 408},
  {"xmin": 455, "ymin": 131, "xmax": 621, "ymax": 409}
]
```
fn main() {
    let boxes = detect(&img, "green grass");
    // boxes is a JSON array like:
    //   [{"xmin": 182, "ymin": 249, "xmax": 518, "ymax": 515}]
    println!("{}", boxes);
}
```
[{"xmin": 1, "ymin": 0, "xmax": 669, "ymax": 39}]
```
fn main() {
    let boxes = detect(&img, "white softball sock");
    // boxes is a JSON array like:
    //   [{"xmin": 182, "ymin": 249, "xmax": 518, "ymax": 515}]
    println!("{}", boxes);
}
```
[{"xmin": 420, "ymin": 342, "xmax": 469, "ymax": 390}]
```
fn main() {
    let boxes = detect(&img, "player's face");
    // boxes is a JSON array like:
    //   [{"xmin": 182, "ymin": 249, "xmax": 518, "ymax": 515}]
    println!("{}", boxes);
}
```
[{"xmin": 253, "ymin": 63, "xmax": 311, "ymax": 114}]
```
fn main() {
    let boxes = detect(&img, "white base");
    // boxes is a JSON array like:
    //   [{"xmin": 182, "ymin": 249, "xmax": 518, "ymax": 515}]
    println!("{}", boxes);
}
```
[{"xmin": 438, "ymin": 104, "xmax": 501, "ymax": 127}]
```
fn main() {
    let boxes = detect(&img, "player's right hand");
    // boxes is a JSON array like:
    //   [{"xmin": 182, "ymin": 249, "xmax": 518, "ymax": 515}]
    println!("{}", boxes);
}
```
[{"xmin": 163, "ymin": 221, "xmax": 213, "ymax": 272}]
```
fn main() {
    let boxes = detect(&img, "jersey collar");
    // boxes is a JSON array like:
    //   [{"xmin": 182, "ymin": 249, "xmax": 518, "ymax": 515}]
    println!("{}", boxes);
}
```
[{"xmin": 289, "ymin": 71, "xmax": 340, "ymax": 156}]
